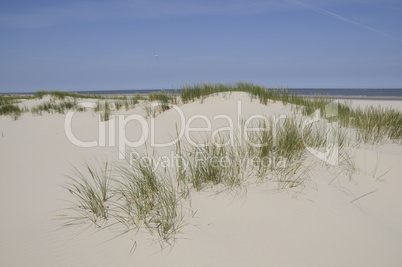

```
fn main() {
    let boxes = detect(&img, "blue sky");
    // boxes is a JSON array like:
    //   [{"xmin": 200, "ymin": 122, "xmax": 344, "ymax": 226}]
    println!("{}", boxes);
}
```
[{"xmin": 1, "ymin": 0, "xmax": 402, "ymax": 92}]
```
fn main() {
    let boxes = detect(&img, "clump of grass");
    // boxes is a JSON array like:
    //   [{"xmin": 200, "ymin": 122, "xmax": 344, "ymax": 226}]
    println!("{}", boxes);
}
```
[
  {"xmin": 123, "ymin": 97, "xmax": 138, "ymax": 110},
  {"xmin": 221, "ymin": 137, "xmax": 248, "ymax": 188},
  {"xmin": 351, "ymin": 106, "xmax": 402, "ymax": 144},
  {"xmin": 143, "ymin": 94, "xmax": 175, "ymax": 117},
  {"xmin": 172, "ymin": 111, "xmax": 345, "ymax": 193},
  {"xmin": 181, "ymin": 82, "xmax": 233, "ymax": 104},
  {"xmin": 0, "ymin": 94, "xmax": 33, "ymax": 105},
  {"xmin": 31, "ymin": 100, "xmax": 81, "ymax": 115},
  {"xmin": 0, "ymin": 104, "xmax": 22, "ymax": 120},
  {"xmin": 180, "ymin": 134, "xmax": 248, "ymax": 192},
  {"xmin": 60, "ymin": 155, "xmax": 185, "ymax": 244},
  {"xmin": 174, "ymin": 125, "xmax": 191, "ymax": 198},
  {"xmin": 333, "ymin": 102, "xmax": 402, "ymax": 144},
  {"xmin": 34, "ymin": 90, "xmax": 148, "ymax": 103},
  {"xmin": 0, "ymin": 95, "xmax": 29, "ymax": 120},
  {"xmin": 143, "ymin": 102, "xmax": 156, "ymax": 118},
  {"xmin": 301, "ymin": 96, "xmax": 332, "ymax": 117},
  {"xmin": 116, "ymin": 154, "xmax": 184, "ymax": 242},
  {"xmin": 244, "ymin": 112, "xmax": 348, "ymax": 190},
  {"xmin": 95, "ymin": 101, "xmax": 112, "ymax": 121},
  {"xmin": 246, "ymin": 116, "xmax": 308, "ymax": 174},
  {"xmin": 148, "ymin": 91, "xmax": 178, "ymax": 113},
  {"xmin": 181, "ymin": 82, "xmax": 294, "ymax": 106},
  {"xmin": 127, "ymin": 96, "xmax": 140, "ymax": 109},
  {"xmin": 111, "ymin": 95, "xmax": 141, "ymax": 111},
  {"xmin": 62, "ymin": 162, "xmax": 113, "ymax": 226},
  {"xmin": 34, "ymin": 90, "xmax": 105, "ymax": 100},
  {"xmin": 186, "ymin": 140, "xmax": 228, "ymax": 191},
  {"xmin": 149, "ymin": 91, "xmax": 173, "ymax": 103}
]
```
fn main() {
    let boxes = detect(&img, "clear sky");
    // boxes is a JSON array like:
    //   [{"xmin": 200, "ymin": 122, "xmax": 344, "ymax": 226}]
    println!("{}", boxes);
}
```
[{"xmin": 1, "ymin": 0, "xmax": 402, "ymax": 92}]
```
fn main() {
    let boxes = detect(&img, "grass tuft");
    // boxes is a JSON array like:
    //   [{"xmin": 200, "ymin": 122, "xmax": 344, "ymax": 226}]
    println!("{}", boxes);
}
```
[{"xmin": 62, "ymin": 162, "xmax": 113, "ymax": 226}]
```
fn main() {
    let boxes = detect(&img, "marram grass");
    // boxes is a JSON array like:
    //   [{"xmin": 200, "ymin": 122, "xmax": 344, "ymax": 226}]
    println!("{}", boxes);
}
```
[{"xmin": 2, "ymin": 83, "xmax": 401, "ymax": 146}]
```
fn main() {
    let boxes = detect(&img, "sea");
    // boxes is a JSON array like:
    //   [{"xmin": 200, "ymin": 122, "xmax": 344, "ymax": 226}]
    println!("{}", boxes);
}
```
[
  {"xmin": 75, "ymin": 88, "xmax": 402, "ymax": 100},
  {"xmin": 3, "ymin": 88, "xmax": 402, "ymax": 100}
]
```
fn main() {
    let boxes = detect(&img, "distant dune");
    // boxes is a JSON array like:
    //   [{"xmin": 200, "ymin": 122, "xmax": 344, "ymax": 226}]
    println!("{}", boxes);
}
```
[{"xmin": 1, "ymin": 90, "xmax": 402, "ymax": 266}]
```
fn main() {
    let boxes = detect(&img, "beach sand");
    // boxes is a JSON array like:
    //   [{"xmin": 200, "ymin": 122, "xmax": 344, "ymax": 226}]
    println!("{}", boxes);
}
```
[{"xmin": 1, "ymin": 92, "xmax": 402, "ymax": 266}]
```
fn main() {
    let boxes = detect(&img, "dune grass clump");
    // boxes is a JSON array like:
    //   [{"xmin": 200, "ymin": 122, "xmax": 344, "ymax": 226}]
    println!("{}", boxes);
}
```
[
  {"xmin": 221, "ymin": 138, "xmax": 249, "ymax": 188},
  {"xmin": 116, "ymin": 156, "xmax": 183, "ymax": 242},
  {"xmin": 34, "ymin": 90, "xmax": 105, "ymax": 100},
  {"xmin": 143, "ymin": 92, "xmax": 178, "ymax": 117},
  {"xmin": 0, "ymin": 104, "xmax": 23, "ymax": 120},
  {"xmin": 174, "ymin": 130, "xmax": 191, "ymax": 198},
  {"xmin": 104, "ymin": 95, "xmax": 142, "ymax": 111},
  {"xmin": 333, "ymin": 102, "xmax": 402, "ymax": 144},
  {"xmin": 180, "ymin": 82, "xmax": 209, "ymax": 104},
  {"xmin": 301, "ymin": 97, "xmax": 332, "ymax": 117},
  {"xmin": 241, "ymin": 112, "xmax": 349, "ymax": 190},
  {"xmin": 148, "ymin": 91, "xmax": 178, "ymax": 112},
  {"xmin": 0, "ymin": 94, "xmax": 33, "ymax": 105},
  {"xmin": 186, "ymin": 140, "xmax": 228, "ymax": 191},
  {"xmin": 0, "ymin": 95, "xmax": 17, "ymax": 106},
  {"xmin": 350, "ymin": 106, "xmax": 402, "ymax": 144},
  {"xmin": 62, "ymin": 163, "xmax": 113, "ymax": 226},
  {"xmin": 143, "ymin": 93, "xmax": 169, "ymax": 117},
  {"xmin": 181, "ymin": 82, "xmax": 296, "ymax": 106},
  {"xmin": 143, "ymin": 103, "xmax": 155, "ymax": 118},
  {"xmin": 269, "ymin": 117, "xmax": 307, "ymax": 162},
  {"xmin": 34, "ymin": 90, "xmax": 147, "ymax": 103},
  {"xmin": 180, "ymin": 115, "xmax": 324, "ymax": 192},
  {"xmin": 1, "ymin": 91, "xmax": 141, "ymax": 119},
  {"xmin": 149, "ymin": 91, "xmax": 174, "ymax": 103},
  {"xmin": 244, "ymin": 116, "xmax": 310, "ymax": 181},
  {"xmin": 173, "ymin": 129, "xmax": 247, "ymax": 192},
  {"xmin": 171, "ymin": 110, "xmax": 348, "ymax": 192},
  {"xmin": 60, "ymin": 157, "xmax": 185, "ymax": 244},
  {"xmin": 0, "ymin": 95, "xmax": 30, "ymax": 119},
  {"xmin": 95, "ymin": 100, "xmax": 112, "ymax": 121},
  {"xmin": 180, "ymin": 82, "xmax": 234, "ymax": 104},
  {"xmin": 31, "ymin": 100, "xmax": 82, "ymax": 115},
  {"xmin": 93, "ymin": 95, "xmax": 142, "ymax": 116},
  {"xmin": 122, "ymin": 96, "xmax": 140, "ymax": 110},
  {"xmin": 29, "ymin": 91, "xmax": 143, "ymax": 118}
]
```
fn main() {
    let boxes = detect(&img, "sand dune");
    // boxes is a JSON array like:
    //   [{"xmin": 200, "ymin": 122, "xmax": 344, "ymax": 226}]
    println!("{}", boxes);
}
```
[{"xmin": 1, "ymin": 92, "xmax": 401, "ymax": 266}]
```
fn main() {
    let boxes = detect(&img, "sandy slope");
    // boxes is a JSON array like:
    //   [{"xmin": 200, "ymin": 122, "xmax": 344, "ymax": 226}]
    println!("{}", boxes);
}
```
[{"xmin": 1, "ymin": 93, "xmax": 402, "ymax": 266}]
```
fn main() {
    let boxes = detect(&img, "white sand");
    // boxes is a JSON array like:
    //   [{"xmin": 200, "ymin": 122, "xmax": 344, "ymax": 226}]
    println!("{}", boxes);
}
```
[
  {"xmin": 342, "ymin": 99, "xmax": 402, "ymax": 111},
  {"xmin": 1, "ymin": 93, "xmax": 402, "ymax": 266}
]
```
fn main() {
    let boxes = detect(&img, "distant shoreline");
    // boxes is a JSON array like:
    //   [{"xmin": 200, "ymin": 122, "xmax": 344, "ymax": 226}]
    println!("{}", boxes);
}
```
[
  {"xmin": 300, "ymin": 95, "xmax": 402, "ymax": 101},
  {"xmin": 2, "ymin": 88, "xmax": 402, "ymax": 100}
]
